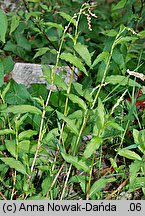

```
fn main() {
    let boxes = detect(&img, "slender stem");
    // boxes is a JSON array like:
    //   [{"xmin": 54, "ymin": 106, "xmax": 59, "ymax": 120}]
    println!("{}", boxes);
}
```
[
  {"xmin": 46, "ymin": 162, "xmax": 65, "ymax": 198},
  {"xmin": 60, "ymin": 164, "xmax": 72, "ymax": 200},
  {"xmin": 11, "ymin": 117, "xmax": 19, "ymax": 200},
  {"xmin": 31, "ymin": 89, "xmax": 52, "ymax": 172},
  {"xmin": 91, "ymin": 28, "xmax": 126, "ymax": 109},
  {"xmin": 98, "ymin": 145, "xmax": 103, "ymax": 177},
  {"xmin": 73, "ymin": 110, "xmax": 88, "ymax": 155},
  {"xmin": 91, "ymin": 46, "xmax": 114, "ymax": 109},
  {"xmin": 31, "ymin": 14, "xmax": 77, "ymax": 174},
  {"xmin": 86, "ymin": 152, "xmax": 95, "ymax": 200},
  {"xmin": 59, "ymin": 5, "xmax": 88, "ymax": 199}
]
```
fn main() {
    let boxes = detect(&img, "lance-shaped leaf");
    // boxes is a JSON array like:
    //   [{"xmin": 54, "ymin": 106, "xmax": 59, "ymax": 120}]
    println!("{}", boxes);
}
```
[
  {"xmin": 0, "ymin": 9, "xmax": 8, "ymax": 43},
  {"xmin": 60, "ymin": 53, "xmax": 88, "ymax": 76},
  {"xmin": 10, "ymin": 14, "xmax": 20, "ymax": 35},
  {"xmin": 5, "ymin": 140, "xmax": 16, "ymax": 157},
  {"xmin": 115, "ymin": 36, "xmax": 138, "ymax": 45},
  {"xmin": 92, "ymin": 51, "xmax": 109, "ymax": 68},
  {"xmin": 83, "ymin": 136, "xmax": 102, "ymax": 159},
  {"xmin": 112, "ymin": 0, "xmax": 127, "ymax": 11},
  {"xmin": 106, "ymin": 121, "xmax": 124, "ymax": 131},
  {"xmin": 90, "ymin": 178, "xmax": 115, "ymax": 198},
  {"xmin": 67, "ymin": 93, "xmax": 87, "ymax": 110},
  {"xmin": 18, "ymin": 130, "xmax": 38, "ymax": 141},
  {"xmin": 61, "ymin": 152, "xmax": 90, "ymax": 172},
  {"xmin": 0, "ymin": 129, "xmax": 15, "ymax": 135},
  {"xmin": 96, "ymin": 98, "xmax": 105, "ymax": 130},
  {"xmin": 105, "ymin": 75, "xmax": 141, "ymax": 87},
  {"xmin": 74, "ymin": 43, "xmax": 91, "ymax": 67},
  {"xmin": 56, "ymin": 111, "xmax": 79, "ymax": 136},
  {"xmin": 129, "ymin": 160, "xmax": 142, "ymax": 188},
  {"xmin": 138, "ymin": 30, "xmax": 145, "ymax": 38},
  {"xmin": 118, "ymin": 149, "xmax": 142, "ymax": 161},
  {"xmin": 2, "ymin": 105, "xmax": 42, "ymax": 115},
  {"xmin": 45, "ymin": 22, "xmax": 64, "ymax": 30},
  {"xmin": 33, "ymin": 47, "xmax": 50, "ymax": 59},
  {"xmin": 0, "ymin": 157, "xmax": 27, "ymax": 175},
  {"xmin": 42, "ymin": 128, "xmax": 59, "ymax": 144},
  {"xmin": 59, "ymin": 12, "xmax": 76, "ymax": 26}
]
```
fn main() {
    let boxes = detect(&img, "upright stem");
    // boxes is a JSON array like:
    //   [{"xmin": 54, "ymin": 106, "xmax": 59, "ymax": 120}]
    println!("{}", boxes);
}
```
[
  {"xmin": 91, "ymin": 27, "xmax": 126, "ymax": 109},
  {"xmin": 60, "ymin": 164, "xmax": 72, "ymax": 200},
  {"xmin": 11, "ymin": 118, "xmax": 19, "ymax": 199},
  {"xmin": 30, "ymin": 15, "xmax": 77, "ymax": 173},
  {"xmin": 59, "ymin": 5, "xmax": 89, "ymax": 199},
  {"xmin": 86, "ymin": 152, "xmax": 95, "ymax": 200},
  {"xmin": 31, "ymin": 89, "xmax": 52, "ymax": 172}
]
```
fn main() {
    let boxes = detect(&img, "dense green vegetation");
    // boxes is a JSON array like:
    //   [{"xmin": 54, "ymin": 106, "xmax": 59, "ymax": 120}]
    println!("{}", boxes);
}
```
[{"xmin": 0, "ymin": 0, "xmax": 145, "ymax": 200}]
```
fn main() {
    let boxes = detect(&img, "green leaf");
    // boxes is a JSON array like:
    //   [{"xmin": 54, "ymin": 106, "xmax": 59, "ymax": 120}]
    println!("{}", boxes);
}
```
[
  {"xmin": 110, "ymin": 158, "xmax": 118, "ymax": 170},
  {"xmin": 16, "ymin": 34, "xmax": 31, "ymax": 52},
  {"xmin": 83, "ymin": 136, "xmax": 102, "ymax": 159},
  {"xmin": 138, "ymin": 30, "xmax": 145, "ymax": 38},
  {"xmin": 129, "ymin": 160, "xmax": 142, "ymax": 189},
  {"xmin": 60, "ymin": 53, "xmax": 88, "ymax": 76},
  {"xmin": 59, "ymin": 12, "xmax": 76, "ymax": 26},
  {"xmin": 33, "ymin": 47, "xmax": 50, "ymax": 59},
  {"xmin": 105, "ymin": 75, "xmax": 141, "ymax": 87},
  {"xmin": 18, "ymin": 140, "xmax": 30, "ymax": 153},
  {"xmin": 133, "ymin": 129, "xmax": 139, "ymax": 144},
  {"xmin": 2, "ymin": 105, "xmax": 42, "ymax": 115},
  {"xmin": 90, "ymin": 178, "xmax": 115, "ymax": 198},
  {"xmin": 25, "ymin": 11, "xmax": 42, "ymax": 21},
  {"xmin": 4, "ymin": 41, "xmax": 16, "ymax": 53},
  {"xmin": 5, "ymin": 140, "xmax": 16, "ymax": 157},
  {"xmin": 96, "ymin": 98, "xmax": 105, "ymax": 130},
  {"xmin": 0, "ymin": 60, "xmax": 4, "ymax": 87},
  {"xmin": 112, "ymin": 0, "xmax": 127, "ymax": 11},
  {"xmin": 118, "ymin": 149, "xmax": 142, "ymax": 161},
  {"xmin": 115, "ymin": 36, "xmax": 138, "ymax": 45},
  {"xmin": 27, "ymin": 0, "xmax": 41, "ymax": 2},
  {"xmin": 45, "ymin": 22, "xmax": 64, "ymax": 30},
  {"xmin": 69, "ymin": 176, "xmax": 88, "ymax": 194},
  {"xmin": 0, "ymin": 129, "xmax": 15, "ymax": 135},
  {"xmin": 106, "ymin": 121, "xmax": 124, "ymax": 131},
  {"xmin": 74, "ymin": 43, "xmax": 91, "ymax": 67},
  {"xmin": 42, "ymin": 177, "xmax": 52, "ymax": 196},
  {"xmin": 16, "ymin": 113, "xmax": 29, "ymax": 128},
  {"xmin": 2, "ymin": 82, "xmax": 11, "ymax": 99},
  {"xmin": 0, "ymin": 9, "xmax": 8, "ymax": 43},
  {"xmin": 61, "ymin": 153, "xmax": 90, "ymax": 172},
  {"xmin": 18, "ymin": 130, "xmax": 38, "ymax": 141},
  {"xmin": 10, "ymin": 14, "xmax": 20, "ymax": 35},
  {"xmin": 0, "ymin": 158, "xmax": 27, "ymax": 175},
  {"xmin": 92, "ymin": 101, "xmax": 106, "ymax": 136},
  {"xmin": 112, "ymin": 48, "xmax": 124, "ymax": 68},
  {"xmin": 67, "ymin": 93, "xmax": 87, "ymax": 110},
  {"xmin": 92, "ymin": 52, "xmax": 109, "ymax": 67},
  {"xmin": 68, "ymin": 110, "xmax": 83, "ymax": 120},
  {"xmin": 5, "ymin": 80, "xmax": 31, "ymax": 105},
  {"xmin": 103, "ymin": 29, "xmax": 118, "ymax": 37},
  {"xmin": 56, "ymin": 111, "xmax": 79, "ymax": 136},
  {"xmin": 42, "ymin": 128, "xmax": 59, "ymax": 144},
  {"xmin": 54, "ymin": 74, "xmax": 67, "ymax": 90},
  {"xmin": 42, "ymin": 65, "xmax": 52, "ymax": 83},
  {"xmin": 2, "ymin": 56, "xmax": 15, "ymax": 73},
  {"xmin": 130, "ymin": 177, "xmax": 145, "ymax": 190},
  {"xmin": 133, "ymin": 129, "xmax": 145, "ymax": 154},
  {"xmin": 73, "ymin": 83, "xmax": 84, "ymax": 96}
]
